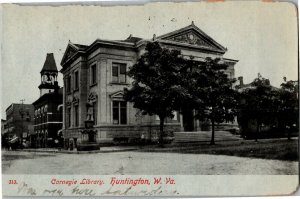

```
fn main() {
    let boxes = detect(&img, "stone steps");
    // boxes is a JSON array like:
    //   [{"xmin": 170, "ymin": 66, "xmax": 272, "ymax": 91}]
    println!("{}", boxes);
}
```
[{"xmin": 174, "ymin": 131, "xmax": 242, "ymax": 143}]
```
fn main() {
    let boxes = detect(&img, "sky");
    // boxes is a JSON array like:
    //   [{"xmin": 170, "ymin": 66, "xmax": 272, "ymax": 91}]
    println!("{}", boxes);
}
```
[{"xmin": 1, "ymin": 1, "xmax": 298, "ymax": 118}]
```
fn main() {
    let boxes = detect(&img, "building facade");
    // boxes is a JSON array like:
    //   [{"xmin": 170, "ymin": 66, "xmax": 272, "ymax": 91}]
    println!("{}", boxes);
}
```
[
  {"xmin": 5, "ymin": 103, "xmax": 34, "ymax": 145},
  {"xmin": 60, "ymin": 23, "xmax": 238, "ymax": 148},
  {"xmin": 32, "ymin": 53, "xmax": 63, "ymax": 148},
  {"xmin": 1, "ymin": 119, "xmax": 7, "ymax": 135}
]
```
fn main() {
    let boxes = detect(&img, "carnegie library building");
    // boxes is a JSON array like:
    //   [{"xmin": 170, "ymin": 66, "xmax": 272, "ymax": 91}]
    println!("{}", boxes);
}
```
[{"xmin": 60, "ymin": 23, "xmax": 238, "ymax": 147}]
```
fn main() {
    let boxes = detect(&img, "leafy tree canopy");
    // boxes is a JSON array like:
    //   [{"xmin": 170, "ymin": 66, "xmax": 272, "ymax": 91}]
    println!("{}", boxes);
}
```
[
  {"xmin": 124, "ymin": 42, "xmax": 191, "ymax": 119},
  {"xmin": 183, "ymin": 57, "xmax": 238, "ymax": 144}
]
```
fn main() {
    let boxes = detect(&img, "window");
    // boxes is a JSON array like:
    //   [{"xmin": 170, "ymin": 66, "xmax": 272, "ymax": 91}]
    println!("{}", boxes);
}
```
[
  {"xmin": 112, "ymin": 101, "xmax": 127, "ymax": 124},
  {"xmin": 26, "ymin": 112, "xmax": 31, "ymax": 122},
  {"xmin": 44, "ymin": 113, "xmax": 47, "ymax": 123},
  {"xmin": 172, "ymin": 111, "xmax": 178, "ymax": 121},
  {"xmin": 74, "ymin": 71, "xmax": 79, "ymax": 90},
  {"xmin": 67, "ymin": 107, "xmax": 71, "ymax": 127},
  {"xmin": 91, "ymin": 64, "xmax": 97, "ymax": 85},
  {"xmin": 67, "ymin": 76, "xmax": 71, "ymax": 93},
  {"xmin": 112, "ymin": 63, "xmax": 126, "ymax": 83},
  {"xmin": 74, "ymin": 106, "xmax": 79, "ymax": 127}
]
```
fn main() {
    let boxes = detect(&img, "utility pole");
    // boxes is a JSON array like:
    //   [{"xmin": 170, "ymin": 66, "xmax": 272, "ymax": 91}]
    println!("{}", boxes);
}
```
[{"xmin": 20, "ymin": 99, "xmax": 25, "ymax": 147}]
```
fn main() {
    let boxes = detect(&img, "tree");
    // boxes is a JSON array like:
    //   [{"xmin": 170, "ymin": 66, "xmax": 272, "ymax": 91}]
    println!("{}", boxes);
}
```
[
  {"xmin": 124, "ymin": 42, "xmax": 191, "ymax": 146},
  {"xmin": 279, "ymin": 78, "xmax": 298, "ymax": 140},
  {"xmin": 185, "ymin": 57, "xmax": 238, "ymax": 145},
  {"xmin": 239, "ymin": 75, "xmax": 280, "ymax": 141}
]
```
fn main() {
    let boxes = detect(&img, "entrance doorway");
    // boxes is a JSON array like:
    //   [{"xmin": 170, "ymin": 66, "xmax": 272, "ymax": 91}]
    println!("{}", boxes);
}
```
[{"xmin": 182, "ymin": 109, "xmax": 194, "ymax": 131}]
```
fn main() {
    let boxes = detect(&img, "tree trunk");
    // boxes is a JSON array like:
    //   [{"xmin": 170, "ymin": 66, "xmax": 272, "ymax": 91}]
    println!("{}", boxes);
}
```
[
  {"xmin": 210, "ymin": 118, "xmax": 215, "ymax": 145},
  {"xmin": 159, "ymin": 116, "xmax": 165, "ymax": 147},
  {"xmin": 255, "ymin": 119, "xmax": 259, "ymax": 142}
]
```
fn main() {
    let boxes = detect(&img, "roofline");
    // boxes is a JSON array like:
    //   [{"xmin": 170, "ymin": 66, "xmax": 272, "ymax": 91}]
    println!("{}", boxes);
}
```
[
  {"xmin": 32, "ymin": 92, "xmax": 62, "ymax": 106},
  {"xmin": 5, "ymin": 103, "xmax": 33, "ymax": 112},
  {"xmin": 85, "ymin": 39, "xmax": 136, "ymax": 53},
  {"xmin": 60, "ymin": 23, "xmax": 233, "ymax": 70},
  {"xmin": 60, "ymin": 39, "xmax": 137, "ymax": 69},
  {"xmin": 156, "ymin": 39, "xmax": 226, "ymax": 54},
  {"xmin": 156, "ymin": 23, "xmax": 227, "ymax": 52},
  {"xmin": 223, "ymin": 58, "xmax": 239, "ymax": 63},
  {"xmin": 136, "ymin": 39, "xmax": 226, "ymax": 55},
  {"xmin": 40, "ymin": 69, "xmax": 58, "ymax": 73},
  {"xmin": 5, "ymin": 104, "xmax": 13, "ymax": 112}
]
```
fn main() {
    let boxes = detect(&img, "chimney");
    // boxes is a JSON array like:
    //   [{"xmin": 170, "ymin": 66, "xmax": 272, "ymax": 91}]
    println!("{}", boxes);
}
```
[
  {"xmin": 238, "ymin": 76, "xmax": 244, "ymax": 86},
  {"xmin": 152, "ymin": 34, "xmax": 156, "ymax": 41}
]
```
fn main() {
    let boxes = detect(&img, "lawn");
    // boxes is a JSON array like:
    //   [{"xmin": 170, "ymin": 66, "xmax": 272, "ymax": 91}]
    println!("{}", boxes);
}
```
[{"xmin": 140, "ymin": 139, "xmax": 298, "ymax": 161}]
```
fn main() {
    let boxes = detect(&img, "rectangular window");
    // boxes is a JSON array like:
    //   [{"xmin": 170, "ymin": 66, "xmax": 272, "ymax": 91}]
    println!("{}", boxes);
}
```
[
  {"xmin": 67, "ymin": 107, "xmax": 71, "ymax": 127},
  {"xmin": 67, "ymin": 76, "xmax": 71, "ymax": 93},
  {"xmin": 120, "ymin": 101, "xmax": 127, "ymax": 124},
  {"xmin": 91, "ymin": 64, "xmax": 97, "ymax": 85},
  {"xmin": 74, "ymin": 71, "xmax": 79, "ymax": 90},
  {"xmin": 74, "ymin": 106, "xmax": 79, "ymax": 127},
  {"xmin": 112, "ymin": 101, "xmax": 127, "ymax": 124},
  {"xmin": 112, "ymin": 63, "xmax": 126, "ymax": 83}
]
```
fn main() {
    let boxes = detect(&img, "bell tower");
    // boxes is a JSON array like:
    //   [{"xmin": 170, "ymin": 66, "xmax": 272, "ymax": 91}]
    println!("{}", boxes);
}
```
[{"xmin": 39, "ymin": 53, "xmax": 59, "ymax": 96}]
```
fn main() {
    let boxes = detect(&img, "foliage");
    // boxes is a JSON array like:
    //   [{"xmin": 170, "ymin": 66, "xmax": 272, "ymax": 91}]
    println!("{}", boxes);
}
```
[
  {"xmin": 278, "ymin": 79, "xmax": 298, "ymax": 139},
  {"xmin": 124, "ymin": 42, "xmax": 191, "ymax": 145},
  {"xmin": 239, "ymin": 76, "xmax": 285, "ymax": 140},
  {"xmin": 239, "ymin": 76, "xmax": 298, "ymax": 140},
  {"xmin": 185, "ymin": 57, "xmax": 238, "ymax": 144},
  {"xmin": 125, "ymin": 42, "xmax": 238, "ymax": 145}
]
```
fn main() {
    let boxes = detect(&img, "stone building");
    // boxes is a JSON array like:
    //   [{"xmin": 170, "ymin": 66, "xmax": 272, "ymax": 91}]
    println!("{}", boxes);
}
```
[
  {"xmin": 32, "ymin": 53, "xmax": 63, "ymax": 148},
  {"xmin": 60, "ymin": 23, "xmax": 238, "ymax": 147},
  {"xmin": 5, "ymin": 103, "xmax": 34, "ymax": 145}
]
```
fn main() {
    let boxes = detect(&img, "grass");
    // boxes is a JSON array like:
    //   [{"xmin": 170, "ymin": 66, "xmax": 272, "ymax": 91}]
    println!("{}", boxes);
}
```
[{"xmin": 140, "ymin": 139, "xmax": 298, "ymax": 161}]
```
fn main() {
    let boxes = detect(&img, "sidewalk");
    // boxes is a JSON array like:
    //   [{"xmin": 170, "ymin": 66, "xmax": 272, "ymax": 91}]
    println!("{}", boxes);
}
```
[{"xmin": 18, "ymin": 146, "xmax": 140, "ymax": 154}]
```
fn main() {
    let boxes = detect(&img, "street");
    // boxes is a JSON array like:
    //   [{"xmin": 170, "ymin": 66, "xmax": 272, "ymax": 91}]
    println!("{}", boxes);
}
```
[{"xmin": 2, "ymin": 150, "xmax": 298, "ymax": 175}]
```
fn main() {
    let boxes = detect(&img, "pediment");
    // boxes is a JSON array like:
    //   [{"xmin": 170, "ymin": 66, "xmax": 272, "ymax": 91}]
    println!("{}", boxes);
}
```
[
  {"xmin": 60, "ymin": 42, "xmax": 79, "ymax": 66},
  {"xmin": 72, "ymin": 97, "xmax": 79, "ymax": 104},
  {"xmin": 157, "ymin": 24, "xmax": 227, "ymax": 52},
  {"xmin": 110, "ymin": 91, "xmax": 124, "ymax": 99},
  {"xmin": 88, "ymin": 92, "xmax": 98, "ymax": 102},
  {"xmin": 163, "ymin": 31, "xmax": 211, "ymax": 47}
]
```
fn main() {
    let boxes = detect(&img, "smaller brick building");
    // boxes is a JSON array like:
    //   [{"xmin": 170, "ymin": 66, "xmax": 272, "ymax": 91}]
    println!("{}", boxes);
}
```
[
  {"xmin": 32, "ymin": 53, "xmax": 63, "ymax": 148},
  {"xmin": 5, "ymin": 103, "xmax": 34, "ymax": 144}
]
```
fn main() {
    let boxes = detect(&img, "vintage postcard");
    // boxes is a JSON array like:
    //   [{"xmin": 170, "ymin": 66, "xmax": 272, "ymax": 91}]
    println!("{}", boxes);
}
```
[{"xmin": 1, "ymin": 1, "xmax": 299, "ymax": 197}]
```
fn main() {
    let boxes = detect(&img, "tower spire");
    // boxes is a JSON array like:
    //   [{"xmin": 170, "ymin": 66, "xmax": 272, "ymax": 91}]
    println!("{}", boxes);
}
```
[
  {"xmin": 39, "ymin": 53, "xmax": 59, "ymax": 96},
  {"xmin": 41, "ymin": 53, "xmax": 58, "ymax": 73}
]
